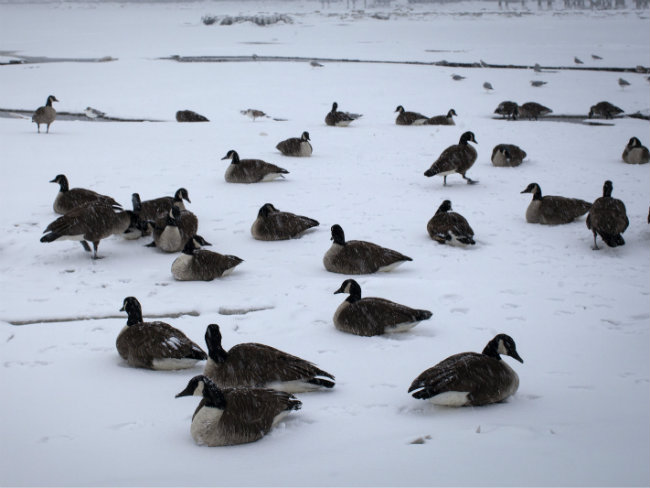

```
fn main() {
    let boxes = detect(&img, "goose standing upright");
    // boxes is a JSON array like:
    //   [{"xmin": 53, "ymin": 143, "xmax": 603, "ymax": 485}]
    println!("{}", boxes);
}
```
[
  {"xmin": 221, "ymin": 150, "xmax": 289, "ymax": 183},
  {"xmin": 586, "ymin": 180, "xmax": 629, "ymax": 250},
  {"xmin": 520, "ymin": 183, "xmax": 591, "ymax": 225},
  {"xmin": 325, "ymin": 102, "xmax": 362, "ymax": 127},
  {"xmin": 423, "ymin": 131, "xmax": 478, "ymax": 185},
  {"xmin": 32, "ymin": 95, "xmax": 58, "ymax": 133},
  {"xmin": 50, "ymin": 174, "xmax": 121, "ymax": 215}
]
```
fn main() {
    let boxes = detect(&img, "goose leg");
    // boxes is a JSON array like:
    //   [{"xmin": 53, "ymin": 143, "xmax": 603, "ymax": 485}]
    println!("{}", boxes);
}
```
[
  {"xmin": 80, "ymin": 241, "xmax": 91, "ymax": 252},
  {"xmin": 443, "ymin": 175, "xmax": 447, "ymax": 186},
  {"xmin": 146, "ymin": 241, "xmax": 157, "ymax": 248},
  {"xmin": 591, "ymin": 232, "xmax": 600, "ymax": 251},
  {"xmin": 462, "ymin": 174, "xmax": 478, "ymax": 185},
  {"xmin": 91, "ymin": 242, "xmax": 103, "ymax": 260}
]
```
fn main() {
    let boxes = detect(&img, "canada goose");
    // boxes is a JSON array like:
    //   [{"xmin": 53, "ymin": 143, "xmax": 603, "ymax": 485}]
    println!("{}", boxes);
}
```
[
  {"xmin": 530, "ymin": 80, "xmax": 547, "ymax": 87},
  {"xmin": 50, "ymin": 174, "xmax": 121, "ymax": 215},
  {"xmin": 618, "ymin": 78, "xmax": 630, "ymax": 89},
  {"xmin": 494, "ymin": 101, "xmax": 518, "ymax": 120},
  {"xmin": 586, "ymin": 180, "xmax": 629, "ymax": 250},
  {"xmin": 520, "ymin": 183, "xmax": 591, "ymax": 225},
  {"xmin": 325, "ymin": 102, "xmax": 362, "ymax": 127},
  {"xmin": 427, "ymin": 200, "xmax": 475, "ymax": 246},
  {"xmin": 149, "ymin": 206, "xmax": 199, "ymax": 252},
  {"xmin": 622, "ymin": 137, "xmax": 649, "ymax": 165},
  {"xmin": 408, "ymin": 334, "xmax": 523, "ymax": 407},
  {"xmin": 451, "ymin": 74, "xmax": 465, "ymax": 81},
  {"xmin": 275, "ymin": 131, "xmax": 313, "ymax": 157},
  {"xmin": 423, "ymin": 131, "xmax": 478, "ymax": 185},
  {"xmin": 323, "ymin": 224, "xmax": 412, "ymax": 274},
  {"xmin": 175, "ymin": 375, "xmax": 301, "ymax": 446},
  {"xmin": 172, "ymin": 238, "xmax": 242, "ymax": 281},
  {"xmin": 32, "ymin": 95, "xmax": 58, "ymax": 133},
  {"xmin": 394, "ymin": 105, "xmax": 429, "ymax": 126},
  {"xmin": 132, "ymin": 188, "xmax": 191, "ymax": 221},
  {"xmin": 117, "ymin": 296, "xmax": 207, "ymax": 370},
  {"xmin": 516, "ymin": 102, "xmax": 552, "ymax": 120},
  {"xmin": 251, "ymin": 203, "xmax": 319, "ymax": 241},
  {"xmin": 240, "ymin": 109, "xmax": 267, "ymax": 121},
  {"xmin": 426, "ymin": 109, "xmax": 457, "ymax": 126},
  {"xmin": 175, "ymin": 110, "xmax": 209, "ymax": 122},
  {"xmin": 491, "ymin": 144, "xmax": 527, "ymax": 167},
  {"xmin": 483, "ymin": 82, "xmax": 494, "ymax": 91},
  {"xmin": 221, "ymin": 150, "xmax": 289, "ymax": 183},
  {"xmin": 333, "ymin": 279, "xmax": 432, "ymax": 337},
  {"xmin": 588, "ymin": 101, "xmax": 624, "ymax": 119},
  {"xmin": 40, "ymin": 203, "xmax": 142, "ymax": 259},
  {"xmin": 202, "ymin": 324, "xmax": 334, "ymax": 392}
]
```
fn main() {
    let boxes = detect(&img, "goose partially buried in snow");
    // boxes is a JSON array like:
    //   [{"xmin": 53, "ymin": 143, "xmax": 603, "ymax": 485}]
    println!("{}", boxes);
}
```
[
  {"xmin": 171, "ymin": 238, "xmax": 243, "ymax": 281},
  {"xmin": 520, "ymin": 183, "xmax": 591, "ymax": 225},
  {"xmin": 426, "ymin": 200, "xmax": 475, "ymax": 246},
  {"xmin": 251, "ymin": 203, "xmax": 319, "ymax": 241},
  {"xmin": 221, "ymin": 150, "xmax": 289, "ymax": 183},
  {"xmin": 116, "ymin": 296, "xmax": 207, "ymax": 370},
  {"xmin": 276, "ymin": 131, "xmax": 313, "ymax": 157},
  {"xmin": 333, "ymin": 279, "xmax": 432, "ymax": 337},
  {"xmin": 202, "ymin": 323, "xmax": 335, "ymax": 392},
  {"xmin": 408, "ymin": 334, "xmax": 523, "ymax": 407}
]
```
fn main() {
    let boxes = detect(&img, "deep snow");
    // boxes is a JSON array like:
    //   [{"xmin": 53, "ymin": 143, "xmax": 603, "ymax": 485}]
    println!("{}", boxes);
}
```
[{"xmin": 0, "ymin": 1, "xmax": 649, "ymax": 486}]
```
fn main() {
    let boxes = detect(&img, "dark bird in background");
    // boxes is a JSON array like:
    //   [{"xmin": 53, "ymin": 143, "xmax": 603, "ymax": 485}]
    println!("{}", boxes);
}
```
[
  {"xmin": 451, "ymin": 74, "xmax": 466, "ymax": 81},
  {"xmin": 591, "ymin": 54, "xmax": 603, "ymax": 60},
  {"xmin": 574, "ymin": 56, "xmax": 584, "ymax": 64},
  {"xmin": 618, "ymin": 78, "xmax": 630, "ymax": 89},
  {"xmin": 483, "ymin": 81, "xmax": 494, "ymax": 92},
  {"xmin": 530, "ymin": 80, "xmax": 547, "ymax": 87}
]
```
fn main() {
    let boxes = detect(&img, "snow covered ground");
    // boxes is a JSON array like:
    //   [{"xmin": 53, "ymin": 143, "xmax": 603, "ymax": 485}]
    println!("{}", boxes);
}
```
[{"xmin": 1, "ymin": 0, "xmax": 649, "ymax": 486}]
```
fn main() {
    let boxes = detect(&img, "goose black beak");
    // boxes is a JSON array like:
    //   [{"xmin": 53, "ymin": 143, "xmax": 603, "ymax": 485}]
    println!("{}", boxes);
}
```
[
  {"xmin": 175, "ymin": 385, "xmax": 194, "ymax": 398},
  {"xmin": 511, "ymin": 351, "xmax": 524, "ymax": 363}
]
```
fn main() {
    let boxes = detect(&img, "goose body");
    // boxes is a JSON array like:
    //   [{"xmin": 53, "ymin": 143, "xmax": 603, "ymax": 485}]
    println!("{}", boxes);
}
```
[
  {"xmin": 408, "ymin": 334, "xmax": 523, "ymax": 407},
  {"xmin": 520, "ymin": 183, "xmax": 591, "ymax": 225},
  {"xmin": 586, "ymin": 180, "xmax": 629, "ymax": 249},
  {"xmin": 176, "ymin": 110, "xmax": 209, "ymax": 122},
  {"xmin": 251, "ymin": 203, "xmax": 319, "ymax": 240},
  {"xmin": 172, "ymin": 238, "xmax": 242, "ymax": 281},
  {"xmin": 202, "ymin": 324, "xmax": 334, "ymax": 392},
  {"xmin": 494, "ymin": 101, "xmax": 518, "ymax": 119},
  {"xmin": 516, "ymin": 102, "xmax": 552, "ymax": 120},
  {"xmin": 276, "ymin": 131, "xmax": 313, "ymax": 157},
  {"xmin": 588, "ymin": 101, "xmax": 624, "ymax": 119},
  {"xmin": 241, "ymin": 109, "xmax": 267, "ymax": 121},
  {"xmin": 126, "ymin": 188, "xmax": 190, "ymax": 239},
  {"xmin": 426, "ymin": 109, "xmax": 457, "ymax": 126},
  {"xmin": 176, "ymin": 375, "xmax": 301, "ymax": 446},
  {"xmin": 221, "ymin": 150, "xmax": 289, "ymax": 183},
  {"xmin": 116, "ymin": 297, "xmax": 207, "ymax": 370},
  {"xmin": 394, "ymin": 105, "xmax": 429, "ymax": 126},
  {"xmin": 150, "ymin": 206, "xmax": 199, "ymax": 252},
  {"xmin": 323, "ymin": 224, "xmax": 412, "ymax": 274},
  {"xmin": 325, "ymin": 102, "xmax": 362, "ymax": 127},
  {"xmin": 424, "ymin": 131, "xmax": 478, "ymax": 185},
  {"xmin": 427, "ymin": 200, "xmax": 475, "ymax": 246},
  {"xmin": 50, "ymin": 174, "xmax": 121, "ymax": 215},
  {"xmin": 491, "ymin": 144, "xmax": 527, "ymax": 167},
  {"xmin": 622, "ymin": 137, "xmax": 649, "ymax": 165},
  {"xmin": 333, "ymin": 279, "xmax": 432, "ymax": 337},
  {"xmin": 32, "ymin": 95, "xmax": 58, "ymax": 133}
]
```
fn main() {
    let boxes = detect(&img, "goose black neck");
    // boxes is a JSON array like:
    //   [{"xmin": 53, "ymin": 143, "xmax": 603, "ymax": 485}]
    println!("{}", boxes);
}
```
[
  {"xmin": 481, "ymin": 338, "xmax": 502, "ymax": 360},
  {"xmin": 203, "ymin": 380, "xmax": 227, "ymax": 409},
  {"xmin": 125, "ymin": 307, "xmax": 143, "ymax": 326}
]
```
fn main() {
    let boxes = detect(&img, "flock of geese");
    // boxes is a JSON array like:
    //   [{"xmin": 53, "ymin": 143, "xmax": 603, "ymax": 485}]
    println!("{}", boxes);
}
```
[{"xmin": 31, "ymin": 89, "xmax": 647, "ymax": 447}]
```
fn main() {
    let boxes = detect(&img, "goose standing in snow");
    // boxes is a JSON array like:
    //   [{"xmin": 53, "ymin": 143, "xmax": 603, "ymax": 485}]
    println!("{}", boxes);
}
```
[
  {"xmin": 32, "ymin": 95, "xmax": 58, "ymax": 133},
  {"xmin": 586, "ymin": 180, "xmax": 629, "ymax": 250},
  {"xmin": 516, "ymin": 102, "xmax": 552, "ymax": 120},
  {"xmin": 423, "ymin": 131, "xmax": 478, "ymax": 185},
  {"xmin": 588, "ymin": 101, "xmax": 623, "ymax": 119},
  {"xmin": 50, "ymin": 174, "xmax": 121, "ymax": 215}
]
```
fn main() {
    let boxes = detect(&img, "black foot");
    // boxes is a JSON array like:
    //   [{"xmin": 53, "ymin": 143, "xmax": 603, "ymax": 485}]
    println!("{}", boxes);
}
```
[{"xmin": 80, "ymin": 241, "xmax": 91, "ymax": 252}]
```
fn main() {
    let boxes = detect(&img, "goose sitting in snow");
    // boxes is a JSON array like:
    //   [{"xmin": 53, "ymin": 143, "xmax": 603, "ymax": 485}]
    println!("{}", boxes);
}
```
[
  {"xmin": 171, "ymin": 238, "xmax": 243, "ymax": 281},
  {"xmin": 221, "ymin": 150, "xmax": 289, "ymax": 183},
  {"xmin": 426, "ymin": 200, "xmax": 475, "ymax": 246},
  {"xmin": 275, "ymin": 131, "xmax": 313, "ymax": 157},
  {"xmin": 520, "ymin": 183, "xmax": 591, "ymax": 225},
  {"xmin": 148, "ymin": 206, "xmax": 199, "ymax": 252},
  {"xmin": 622, "ymin": 137, "xmax": 649, "ymax": 165},
  {"xmin": 325, "ymin": 102, "xmax": 362, "ymax": 127},
  {"xmin": 426, "ymin": 109, "xmax": 457, "ymax": 126},
  {"xmin": 394, "ymin": 105, "xmax": 429, "ymax": 125},
  {"xmin": 491, "ymin": 144, "xmax": 527, "ymax": 167},
  {"xmin": 251, "ymin": 203, "xmax": 319, "ymax": 241}
]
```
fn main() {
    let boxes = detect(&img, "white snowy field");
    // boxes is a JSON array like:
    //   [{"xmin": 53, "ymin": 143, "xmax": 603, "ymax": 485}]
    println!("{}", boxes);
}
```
[{"xmin": 1, "ymin": 0, "xmax": 649, "ymax": 486}]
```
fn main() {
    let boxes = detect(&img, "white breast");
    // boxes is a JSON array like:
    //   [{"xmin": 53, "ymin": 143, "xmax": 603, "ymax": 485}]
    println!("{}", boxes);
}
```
[
  {"xmin": 525, "ymin": 200, "xmax": 541, "ymax": 223},
  {"xmin": 171, "ymin": 253, "xmax": 193, "ymax": 280},
  {"xmin": 158, "ymin": 226, "xmax": 182, "ymax": 252},
  {"xmin": 191, "ymin": 406, "xmax": 224, "ymax": 446}
]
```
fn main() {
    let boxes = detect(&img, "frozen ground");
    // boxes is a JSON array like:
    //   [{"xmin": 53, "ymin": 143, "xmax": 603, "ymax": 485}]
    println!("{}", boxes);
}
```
[{"xmin": 0, "ymin": 1, "xmax": 649, "ymax": 486}]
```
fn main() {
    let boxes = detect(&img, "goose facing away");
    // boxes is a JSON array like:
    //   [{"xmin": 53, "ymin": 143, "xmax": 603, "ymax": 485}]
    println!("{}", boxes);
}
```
[
  {"xmin": 520, "ymin": 183, "xmax": 591, "ymax": 225},
  {"xmin": 333, "ymin": 279, "xmax": 432, "ymax": 337},
  {"xmin": 40, "ymin": 203, "xmax": 142, "ymax": 259},
  {"xmin": 588, "ymin": 101, "xmax": 624, "ymax": 119},
  {"xmin": 516, "ymin": 102, "xmax": 552, "ymax": 120},
  {"xmin": 427, "ymin": 200, "xmax": 475, "ymax": 246},
  {"xmin": 276, "ymin": 131, "xmax": 313, "ymax": 157},
  {"xmin": 426, "ymin": 109, "xmax": 457, "ymax": 126},
  {"xmin": 149, "ymin": 206, "xmax": 199, "ymax": 252},
  {"xmin": 622, "ymin": 137, "xmax": 649, "ymax": 165},
  {"xmin": 424, "ymin": 131, "xmax": 478, "ymax": 185},
  {"xmin": 172, "ymin": 238, "xmax": 242, "ymax": 281},
  {"xmin": 251, "ymin": 203, "xmax": 319, "ymax": 241},
  {"xmin": 32, "ymin": 95, "xmax": 58, "ymax": 133},
  {"xmin": 50, "ymin": 174, "xmax": 121, "ymax": 215},
  {"xmin": 586, "ymin": 180, "xmax": 629, "ymax": 250},
  {"xmin": 175, "ymin": 375, "xmax": 301, "ymax": 446},
  {"xmin": 491, "ymin": 144, "xmax": 527, "ymax": 167},
  {"xmin": 221, "ymin": 150, "xmax": 289, "ymax": 183},
  {"xmin": 408, "ymin": 334, "xmax": 523, "ymax": 407},
  {"xmin": 323, "ymin": 224, "xmax": 412, "ymax": 274},
  {"xmin": 394, "ymin": 105, "xmax": 429, "ymax": 126},
  {"xmin": 116, "ymin": 296, "xmax": 207, "ymax": 370},
  {"xmin": 325, "ymin": 102, "xmax": 362, "ymax": 127},
  {"xmin": 202, "ymin": 324, "xmax": 335, "ymax": 392}
]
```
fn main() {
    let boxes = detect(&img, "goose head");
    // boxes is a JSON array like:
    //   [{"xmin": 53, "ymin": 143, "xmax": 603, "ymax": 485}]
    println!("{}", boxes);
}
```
[
  {"xmin": 436, "ymin": 200, "xmax": 452, "ymax": 214},
  {"xmin": 301, "ymin": 131, "xmax": 311, "ymax": 141},
  {"xmin": 120, "ymin": 296, "xmax": 144, "ymax": 326},
  {"xmin": 258, "ymin": 203, "xmax": 279, "ymax": 218},
  {"xmin": 459, "ymin": 131, "xmax": 477, "ymax": 145},
  {"xmin": 482, "ymin": 334, "xmax": 523, "ymax": 363},
  {"xmin": 333, "ymin": 279, "xmax": 362, "ymax": 302},
  {"xmin": 174, "ymin": 187, "xmax": 191, "ymax": 204},
  {"xmin": 330, "ymin": 224, "xmax": 346, "ymax": 245},
  {"xmin": 221, "ymin": 150, "xmax": 240, "ymax": 163}
]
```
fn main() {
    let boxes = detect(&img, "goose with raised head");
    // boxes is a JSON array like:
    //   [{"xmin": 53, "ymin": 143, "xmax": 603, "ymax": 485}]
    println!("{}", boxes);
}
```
[
  {"xmin": 251, "ymin": 203, "xmax": 319, "ymax": 241},
  {"xmin": 221, "ymin": 150, "xmax": 289, "ymax": 183},
  {"xmin": 622, "ymin": 137, "xmax": 649, "ymax": 165},
  {"xmin": 116, "ymin": 296, "xmax": 207, "ymax": 370},
  {"xmin": 427, "ymin": 200, "xmax": 475, "ymax": 246},
  {"xmin": 394, "ymin": 105, "xmax": 429, "ymax": 126},
  {"xmin": 175, "ymin": 375, "xmax": 302, "ymax": 446},
  {"xmin": 588, "ymin": 101, "xmax": 624, "ymax": 119},
  {"xmin": 276, "ymin": 131, "xmax": 313, "ymax": 157},
  {"xmin": 202, "ymin": 324, "xmax": 334, "ymax": 392},
  {"xmin": 323, "ymin": 224, "xmax": 412, "ymax": 274},
  {"xmin": 333, "ymin": 279, "xmax": 432, "ymax": 337},
  {"xmin": 40, "ymin": 203, "xmax": 142, "ymax": 259},
  {"xmin": 132, "ymin": 188, "xmax": 191, "ymax": 221},
  {"xmin": 516, "ymin": 102, "xmax": 552, "ymax": 120},
  {"xmin": 426, "ymin": 109, "xmax": 457, "ymax": 126},
  {"xmin": 149, "ymin": 206, "xmax": 199, "ymax": 252},
  {"xmin": 491, "ymin": 144, "xmax": 527, "ymax": 167},
  {"xmin": 32, "ymin": 95, "xmax": 58, "ymax": 133},
  {"xmin": 520, "ymin": 183, "xmax": 591, "ymax": 225},
  {"xmin": 423, "ymin": 131, "xmax": 478, "ymax": 185},
  {"xmin": 586, "ymin": 180, "xmax": 629, "ymax": 250},
  {"xmin": 50, "ymin": 174, "xmax": 121, "ymax": 215},
  {"xmin": 408, "ymin": 334, "xmax": 523, "ymax": 407},
  {"xmin": 325, "ymin": 102, "xmax": 362, "ymax": 127},
  {"xmin": 172, "ymin": 238, "xmax": 242, "ymax": 281}
]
